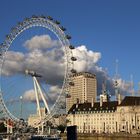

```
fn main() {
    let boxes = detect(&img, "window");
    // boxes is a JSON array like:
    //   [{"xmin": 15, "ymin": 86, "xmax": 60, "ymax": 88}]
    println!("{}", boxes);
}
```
[{"xmin": 132, "ymin": 125, "xmax": 135, "ymax": 129}]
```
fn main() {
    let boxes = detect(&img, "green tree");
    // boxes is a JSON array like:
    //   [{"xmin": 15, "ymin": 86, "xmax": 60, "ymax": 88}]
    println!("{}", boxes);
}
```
[
  {"xmin": 57, "ymin": 125, "xmax": 66, "ymax": 133},
  {"xmin": 0, "ymin": 123, "xmax": 6, "ymax": 133}
]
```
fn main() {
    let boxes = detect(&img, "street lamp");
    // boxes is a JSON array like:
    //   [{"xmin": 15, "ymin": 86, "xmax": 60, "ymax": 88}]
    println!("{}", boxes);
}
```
[{"xmin": 20, "ymin": 96, "xmax": 23, "ymax": 119}]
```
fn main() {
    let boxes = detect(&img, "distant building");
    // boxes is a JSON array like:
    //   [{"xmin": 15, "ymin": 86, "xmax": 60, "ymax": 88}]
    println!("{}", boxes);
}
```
[
  {"xmin": 28, "ymin": 107, "xmax": 47, "ymax": 127},
  {"xmin": 0, "ymin": 118, "xmax": 5, "ymax": 123},
  {"xmin": 67, "ymin": 72, "xmax": 97, "ymax": 112},
  {"xmin": 67, "ymin": 96, "xmax": 140, "ymax": 134},
  {"xmin": 53, "ymin": 114, "xmax": 67, "ymax": 126},
  {"xmin": 28, "ymin": 108, "xmax": 66, "ymax": 128}
]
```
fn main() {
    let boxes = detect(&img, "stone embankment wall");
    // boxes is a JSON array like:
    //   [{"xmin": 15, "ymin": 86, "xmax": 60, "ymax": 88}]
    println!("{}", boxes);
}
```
[{"xmin": 61, "ymin": 133, "xmax": 140, "ymax": 140}]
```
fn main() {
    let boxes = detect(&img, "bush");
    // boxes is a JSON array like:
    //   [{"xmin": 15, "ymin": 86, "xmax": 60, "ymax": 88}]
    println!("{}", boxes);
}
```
[
  {"xmin": 57, "ymin": 125, "xmax": 66, "ymax": 133},
  {"xmin": 0, "ymin": 122, "xmax": 6, "ymax": 133}
]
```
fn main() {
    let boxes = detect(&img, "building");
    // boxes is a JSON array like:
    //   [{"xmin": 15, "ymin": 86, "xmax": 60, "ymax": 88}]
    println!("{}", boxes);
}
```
[
  {"xmin": 53, "ymin": 114, "xmax": 67, "ymax": 126},
  {"xmin": 66, "ymin": 71, "xmax": 140, "ymax": 134},
  {"xmin": 67, "ymin": 72, "xmax": 97, "ymax": 112},
  {"xmin": 28, "ymin": 107, "xmax": 47, "ymax": 127},
  {"xmin": 67, "ymin": 96, "xmax": 140, "ymax": 134},
  {"xmin": 28, "ymin": 108, "xmax": 67, "ymax": 129}
]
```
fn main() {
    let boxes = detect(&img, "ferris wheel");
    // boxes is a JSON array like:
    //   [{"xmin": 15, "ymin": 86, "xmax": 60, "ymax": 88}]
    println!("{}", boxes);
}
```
[{"xmin": 0, "ymin": 15, "xmax": 76, "ymax": 126}]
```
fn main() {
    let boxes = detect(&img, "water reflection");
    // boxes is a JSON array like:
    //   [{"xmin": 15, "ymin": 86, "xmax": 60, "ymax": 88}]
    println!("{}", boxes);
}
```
[{"xmin": 77, "ymin": 136, "xmax": 140, "ymax": 140}]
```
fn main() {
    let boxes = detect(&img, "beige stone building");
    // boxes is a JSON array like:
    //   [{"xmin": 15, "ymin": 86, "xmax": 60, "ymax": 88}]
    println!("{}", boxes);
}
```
[
  {"xmin": 53, "ymin": 114, "xmax": 67, "ymax": 126},
  {"xmin": 28, "ymin": 107, "xmax": 47, "ymax": 127},
  {"xmin": 67, "ymin": 96, "xmax": 140, "ymax": 134},
  {"xmin": 67, "ymin": 72, "xmax": 97, "ymax": 112}
]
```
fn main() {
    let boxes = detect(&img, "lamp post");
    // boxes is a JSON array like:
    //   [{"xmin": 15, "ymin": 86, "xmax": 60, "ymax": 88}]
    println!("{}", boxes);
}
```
[{"xmin": 20, "ymin": 96, "xmax": 23, "ymax": 119}]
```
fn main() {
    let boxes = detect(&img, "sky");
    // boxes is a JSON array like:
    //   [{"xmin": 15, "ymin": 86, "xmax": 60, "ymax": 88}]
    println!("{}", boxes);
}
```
[
  {"xmin": 0, "ymin": 0, "xmax": 140, "ymax": 88},
  {"xmin": 0, "ymin": 0, "xmax": 140, "ymax": 118}
]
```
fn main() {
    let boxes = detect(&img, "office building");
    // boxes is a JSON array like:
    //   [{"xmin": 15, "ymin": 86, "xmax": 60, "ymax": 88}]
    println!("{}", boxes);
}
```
[{"xmin": 66, "ymin": 72, "xmax": 97, "ymax": 112}]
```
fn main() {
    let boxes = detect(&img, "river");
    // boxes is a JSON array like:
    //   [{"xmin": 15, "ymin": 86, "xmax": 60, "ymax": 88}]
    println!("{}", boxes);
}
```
[{"xmin": 61, "ymin": 134, "xmax": 140, "ymax": 140}]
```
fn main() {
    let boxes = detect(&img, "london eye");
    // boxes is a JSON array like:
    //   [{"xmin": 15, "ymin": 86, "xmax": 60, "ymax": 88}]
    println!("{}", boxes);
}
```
[{"xmin": 0, "ymin": 15, "xmax": 76, "ymax": 130}]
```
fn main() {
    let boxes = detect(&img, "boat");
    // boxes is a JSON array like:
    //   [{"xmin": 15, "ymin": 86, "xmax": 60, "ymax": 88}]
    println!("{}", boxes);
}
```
[{"xmin": 30, "ymin": 135, "xmax": 62, "ymax": 140}]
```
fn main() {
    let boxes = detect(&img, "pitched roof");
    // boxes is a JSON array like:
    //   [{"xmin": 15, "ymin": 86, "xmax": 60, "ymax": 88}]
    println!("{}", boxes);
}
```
[
  {"xmin": 68, "ymin": 101, "xmax": 118, "ymax": 114},
  {"xmin": 119, "ymin": 96, "xmax": 140, "ymax": 106},
  {"xmin": 68, "ymin": 96, "xmax": 140, "ymax": 114},
  {"xmin": 71, "ymin": 72, "xmax": 96, "ymax": 78}
]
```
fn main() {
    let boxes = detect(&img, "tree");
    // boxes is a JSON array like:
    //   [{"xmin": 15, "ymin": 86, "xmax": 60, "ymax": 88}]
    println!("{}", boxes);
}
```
[
  {"xmin": 0, "ymin": 122, "xmax": 6, "ymax": 133},
  {"xmin": 57, "ymin": 125, "xmax": 66, "ymax": 133}
]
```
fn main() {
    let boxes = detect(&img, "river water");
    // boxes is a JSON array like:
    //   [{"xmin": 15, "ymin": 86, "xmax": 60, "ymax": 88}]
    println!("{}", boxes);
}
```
[
  {"xmin": 77, "ymin": 136, "xmax": 140, "ymax": 140},
  {"xmin": 61, "ymin": 134, "xmax": 140, "ymax": 140}
]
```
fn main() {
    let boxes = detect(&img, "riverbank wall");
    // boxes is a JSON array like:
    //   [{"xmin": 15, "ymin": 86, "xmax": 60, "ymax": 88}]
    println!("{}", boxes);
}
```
[{"xmin": 61, "ymin": 133, "xmax": 140, "ymax": 140}]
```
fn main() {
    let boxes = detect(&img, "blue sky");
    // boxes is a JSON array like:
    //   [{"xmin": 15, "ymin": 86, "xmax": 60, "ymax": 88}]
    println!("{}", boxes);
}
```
[{"xmin": 0, "ymin": 0, "xmax": 140, "ymax": 89}]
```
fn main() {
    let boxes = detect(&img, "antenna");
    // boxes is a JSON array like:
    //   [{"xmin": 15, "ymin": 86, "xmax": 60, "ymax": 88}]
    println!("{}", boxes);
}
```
[
  {"xmin": 138, "ymin": 82, "xmax": 140, "ymax": 94},
  {"xmin": 130, "ymin": 74, "xmax": 134, "ymax": 95},
  {"xmin": 115, "ymin": 59, "xmax": 119, "ymax": 79},
  {"xmin": 114, "ymin": 59, "xmax": 120, "ymax": 89},
  {"xmin": 102, "ymin": 80, "xmax": 106, "ymax": 95},
  {"xmin": 114, "ymin": 59, "xmax": 120, "ymax": 100}
]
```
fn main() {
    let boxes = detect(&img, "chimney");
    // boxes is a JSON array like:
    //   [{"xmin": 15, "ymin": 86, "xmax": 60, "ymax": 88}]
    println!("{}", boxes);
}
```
[
  {"xmin": 76, "ymin": 103, "xmax": 78, "ymax": 109},
  {"xmin": 91, "ymin": 98, "xmax": 94, "ymax": 107},
  {"xmin": 118, "ymin": 93, "xmax": 122, "ymax": 105},
  {"xmin": 76, "ymin": 98, "xmax": 79, "ymax": 108},
  {"xmin": 100, "ymin": 95, "xmax": 103, "ymax": 107}
]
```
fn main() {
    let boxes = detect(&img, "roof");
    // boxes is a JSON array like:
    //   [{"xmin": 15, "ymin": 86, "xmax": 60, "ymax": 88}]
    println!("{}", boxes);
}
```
[
  {"xmin": 71, "ymin": 72, "xmax": 96, "ymax": 78},
  {"xmin": 68, "ymin": 96, "xmax": 140, "ymax": 114},
  {"xmin": 119, "ymin": 96, "xmax": 140, "ymax": 106},
  {"xmin": 68, "ymin": 101, "xmax": 118, "ymax": 114}
]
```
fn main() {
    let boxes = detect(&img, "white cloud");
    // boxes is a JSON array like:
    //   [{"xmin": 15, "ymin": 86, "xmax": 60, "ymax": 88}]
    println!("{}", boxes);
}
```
[
  {"xmin": 1, "ymin": 34, "xmax": 132, "ymax": 96},
  {"xmin": 2, "ymin": 51, "xmax": 25, "ymax": 76},
  {"xmin": 24, "ymin": 35, "xmax": 60, "ymax": 50},
  {"xmin": 73, "ymin": 45, "xmax": 101, "ymax": 72},
  {"xmin": 2, "ymin": 44, "xmax": 65, "ymax": 86},
  {"xmin": 23, "ymin": 89, "xmax": 42, "ymax": 102},
  {"xmin": 47, "ymin": 86, "xmax": 61, "ymax": 103},
  {"xmin": 22, "ymin": 86, "xmax": 61, "ymax": 103},
  {"xmin": 113, "ymin": 78, "xmax": 133, "ymax": 94}
]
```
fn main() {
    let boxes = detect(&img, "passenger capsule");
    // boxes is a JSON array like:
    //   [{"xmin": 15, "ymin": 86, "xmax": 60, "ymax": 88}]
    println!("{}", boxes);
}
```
[
  {"xmin": 55, "ymin": 20, "xmax": 60, "ymax": 25},
  {"xmin": 6, "ymin": 35, "xmax": 10, "ymax": 39},
  {"xmin": 71, "ymin": 69, "xmax": 77, "ymax": 73},
  {"xmin": 69, "ymin": 45, "xmax": 75, "ymax": 49},
  {"xmin": 71, "ymin": 57, "xmax": 77, "ymax": 61},
  {"xmin": 66, "ymin": 35, "xmax": 71, "ymax": 39},
  {"xmin": 18, "ymin": 22, "xmax": 21, "ymax": 25},
  {"xmin": 24, "ymin": 18, "xmax": 29, "ymax": 21},
  {"xmin": 0, "ymin": 43, "xmax": 3, "ymax": 47},
  {"xmin": 40, "ymin": 15, "xmax": 46, "ymax": 19},
  {"xmin": 18, "ymin": 22, "xmax": 23, "ymax": 26},
  {"xmin": 47, "ymin": 16, "xmax": 53, "ymax": 20},
  {"xmin": 11, "ymin": 27, "xmax": 16, "ymax": 32},
  {"xmin": 32, "ymin": 15, "xmax": 38, "ymax": 18},
  {"xmin": 60, "ymin": 26, "xmax": 66, "ymax": 31}
]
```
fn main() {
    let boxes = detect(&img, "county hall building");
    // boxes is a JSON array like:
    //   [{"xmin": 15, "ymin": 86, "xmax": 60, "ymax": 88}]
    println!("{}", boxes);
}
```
[{"xmin": 67, "ymin": 72, "xmax": 140, "ymax": 134}]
